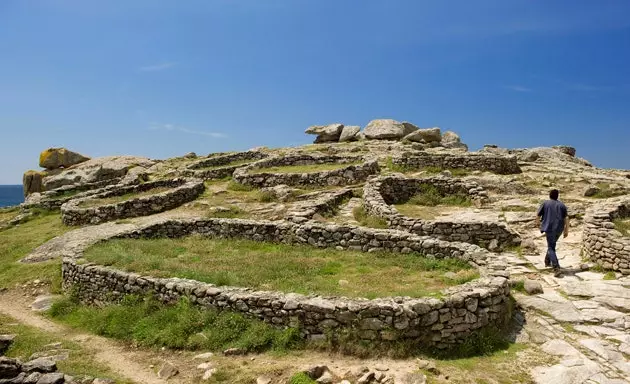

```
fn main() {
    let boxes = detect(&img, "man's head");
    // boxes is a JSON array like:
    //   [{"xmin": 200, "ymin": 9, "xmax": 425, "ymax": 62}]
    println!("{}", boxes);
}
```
[{"xmin": 549, "ymin": 189, "xmax": 559, "ymax": 200}]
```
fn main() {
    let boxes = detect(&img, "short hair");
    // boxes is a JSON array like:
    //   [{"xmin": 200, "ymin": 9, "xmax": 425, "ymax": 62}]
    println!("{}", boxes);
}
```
[{"xmin": 550, "ymin": 189, "xmax": 559, "ymax": 200}]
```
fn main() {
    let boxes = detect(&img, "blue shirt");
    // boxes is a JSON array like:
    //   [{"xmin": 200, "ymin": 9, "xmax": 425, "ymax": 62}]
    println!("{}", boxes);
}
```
[{"xmin": 537, "ymin": 199, "xmax": 568, "ymax": 234}]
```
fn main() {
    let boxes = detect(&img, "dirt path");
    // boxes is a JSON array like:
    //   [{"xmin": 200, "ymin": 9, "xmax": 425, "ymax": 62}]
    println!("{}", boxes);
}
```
[{"xmin": 0, "ymin": 293, "xmax": 165, "ymax": 384}]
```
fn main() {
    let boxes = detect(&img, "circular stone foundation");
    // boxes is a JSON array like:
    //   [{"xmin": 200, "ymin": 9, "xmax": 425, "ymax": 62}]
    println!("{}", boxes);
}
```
[
  {"xmin": 60, "ymin": 216, "xmax": 510, "ymax": 349},
  {"xmin": 232, "ymin": 154, "xmax": 380, "ymax": 188},
  {"xmin": 182, "ymin": 150, "xmax": 268, "ymax": 180},
  {"xmin": 363, "ymin": 175, "xmax": 520, "ymax": 249},
  {"xmin": 61, "ymin": 178, "xmax": 204, "ymax": 226},
  {"xmin": 583, "ymin": 198, "xmax": 630, "ymax": 274}
]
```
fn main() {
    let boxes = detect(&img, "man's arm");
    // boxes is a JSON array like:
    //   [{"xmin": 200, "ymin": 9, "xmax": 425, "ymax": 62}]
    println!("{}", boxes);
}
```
[{"xmin": 536, "ymin": 203, "xmax": 544, "ymax": 228}]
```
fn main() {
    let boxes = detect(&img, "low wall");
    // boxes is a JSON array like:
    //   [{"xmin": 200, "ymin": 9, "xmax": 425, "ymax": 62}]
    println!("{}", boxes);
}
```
[
  {"xmin": 182, "ymin": 150, "xmax": 268, "ymax": 180},
  {"xmin": 61, "ymin": 179, "xmax": 205, "ymax": 226},
  {"xmin": 63, "ymin": 259, "xmax": 509, "ymax": 348},
  {"xmin": 583, "ymin": 198, "xmax": 630, "ymax": 274},
  {"xmin": 61, "ymin": 217, "xmax": 510, "ymax": 348},
  {"xmin": 21, "ymin": 178, "xmax": 124, "ymax": 210},
  {"xmin": 363, "ymin": 176, "xmax": 521, "ymax": 249},
  {"xmin": 286, "ymin": 189, "xmax": 354, "ymax": 222},
  {"xmin": 233, "ymin": 154, "xmax": 380, "ymax": 188},
  {"xmin": 391, "ymin": 152, "xmax": 521, "ymax": 175}
]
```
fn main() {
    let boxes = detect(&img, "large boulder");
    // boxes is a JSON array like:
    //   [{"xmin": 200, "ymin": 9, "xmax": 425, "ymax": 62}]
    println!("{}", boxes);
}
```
[
  {"xmin": 39, "ymin": 148, "xmax": 90, "ymax": 170},
  {"xmin": 403, "ymin": 127, "xmax": 442, "ymax": 143},
  {"xmin": 363, "ymin": 119, "xmax": 417, "ymax": 140},
  {"xmin": 552, "ymin": 146, "xmax": 576, "ymax": 157},
  {"xmin": 305, "ymin": 124, "xmax": 344, "ymax": 143},
  {"xmin": 339, "ymin": 125, "xmax": 361, "ymax": 142},
  {"xmin": 441, "ymin": 131, "xmax": 468, "ymax": 151},
  {"xmin": 42, "ymin": 156, "xmax": 156, "ymax": 191},
  {"xmin": 22, "ymin": 170, "xmax": 45, "ymax": 196}
]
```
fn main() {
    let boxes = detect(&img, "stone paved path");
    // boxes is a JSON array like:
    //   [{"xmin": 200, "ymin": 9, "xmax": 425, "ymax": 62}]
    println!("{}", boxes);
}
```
[{"xmin": 502, "ymin": 225, "xmax": 630, "ymax": 384}]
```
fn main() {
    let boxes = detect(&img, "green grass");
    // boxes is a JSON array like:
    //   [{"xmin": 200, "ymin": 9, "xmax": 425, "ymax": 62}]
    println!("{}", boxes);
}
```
[
  {"xmin": 78, "ymin": 187, "xmax": 172, "ymax": 208},
  {"xmin": 249, "ymin": 162, "xmax": 361, "ymax": 174},
  {"xmin": 82, "ymin": 236, "xmax": 478, "ymax": 299},
  {"xmin": 406, "ymin": 184, "xmax": 472, "ymax": 207},
  {"xmin": 384, "ymin": 157, "xmax": 414, "ymax": 173},
  {"xmin": 603, "ymin": 271, "xmax": 617, "ymax": 280},
  {"xmin": 352, "ymin": 205, "xmax": 389, "ymax": 229},
  {"xmin": 289, "ymin": 373, "xmax": 317, "ymax": 384},
  {"xmin": 511, "ymin": 280, "xmax": 526, "ymax": 293},
  {"xmin": 0, "ymin": 314, "xmax": 131, "ymax": 383},
  {"xmin": 0, "ymin": 211, "xmax": 70, "ymax": 289},
  {"xmin": 613, "ymin": 218, "xmax": 630, "ymax": 237},
  {"xmin": 49, "ymin": 296, "xmax": 302, "ymax": 353},
  {"xmin": 227, "ymin": 181, "xmax": 255, "ymax": 192},
  {"xmin": 500, "ymin": 206, "xmax": 532, "ymax": 212},
  {"xmin": 589, "ymin": 183, "xmax": 627, "ymax": 199}
]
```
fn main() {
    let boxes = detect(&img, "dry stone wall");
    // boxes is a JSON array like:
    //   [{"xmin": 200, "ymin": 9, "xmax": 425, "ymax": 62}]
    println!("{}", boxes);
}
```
[
  {"xmin": 61, "ymin": 217, "xmax": 510, "ymax": 348},
  {"xmin": 21, "ymin": 178, "xmax": 125, "ymax": 210},
  {"xmin": 392, "ymin": 151, "xmax": 521, "ymax": 175},
  {"xmin": 182, "ymin": 150, "xmax": 268, "ymax": 180},
  {"xmin": 286, "ymin": 188, "xmax": 354, "ymax": 222},
  {"xmin": 61, "ymin": 179, "xmax": 204, "ymax": 226},
  {"xmin": 233, "ymin": 154, "xmax": 380, "ymax": 188},
  {"xmin": 583, "ymin": 198, "xmax": 630, "ymax": 274},
  {"xmin": 363, "ymin": 176, "xmax": 521, "ymax": 249}
]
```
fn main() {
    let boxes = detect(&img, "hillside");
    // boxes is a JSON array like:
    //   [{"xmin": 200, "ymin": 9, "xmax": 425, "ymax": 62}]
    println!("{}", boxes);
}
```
[{"xmin": 1, "ymin": 120, "xmax": 630, "ymax": 384}]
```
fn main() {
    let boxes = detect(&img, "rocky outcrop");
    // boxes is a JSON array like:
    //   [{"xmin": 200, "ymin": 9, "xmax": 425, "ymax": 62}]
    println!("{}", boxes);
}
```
[
  {"xmin": 363, "ymin": 119, "xmax": 417, "ymax": 140},
  {"xmin": 305, "ymin": 124, "xmax": 344, "ymax": 143},
  {"xmin": 22, "ymin": 170, "xmax": 44, "ymax": 196},
  {"xmin": 441, "ymin": 131, "xmax": 468, "ymax": 150},
  {"xmin": 39, "ymin": 148, "xmax": 90, "ymax": 170},
  {"xmin": 339, "ymin": 125, "xmax": 361, "ymax": 142},
  {"xmin": 42, "ymin": 156, "xmax": 156, "ymax": 191},
  {"xmin": 403, "ymin": 127, "xmax": 442, "ymax": 143}
]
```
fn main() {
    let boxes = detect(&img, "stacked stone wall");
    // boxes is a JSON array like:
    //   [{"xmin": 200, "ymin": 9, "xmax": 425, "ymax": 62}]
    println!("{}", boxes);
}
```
[
  {"xmin": 363, "ymin": 176, "xmax": 521, "ymax": 249},
  {"xmin": 63, "ymin": 258, "xmax": 509, "ymax": 348},
  {"xmin": 583, "ymin": 198, "xmax": 630, "ymax": 274},
  {"xmin": 392, "ymin": 152, "xmax": 521, "ymax": 175},
  {"xmin": 61, "ymin": 179, "xmax": 204, "ymax": 226},
  {"xmin": 21, "ymin": 178, "xmax": 125, "ymax": 210},
  {"xmin": 183, "ymin": 150, "xmax": 268, "ymax": 180},
  {"xmin": 233, "ymin": 154, "xmax": 380, "ymax": 188},
  {"xmin": 286, "ymin": 189, "xmax": 354, "ymax": 222}
]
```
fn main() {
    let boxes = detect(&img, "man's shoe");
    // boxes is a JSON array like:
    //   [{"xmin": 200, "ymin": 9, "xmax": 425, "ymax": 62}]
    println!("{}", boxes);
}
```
[
  {"xmin": 544, "ymin": 255, "xmax": 551, "ymax": 268},
  {"xmin": 553, "ymin": 268, "xmax": 563, "ymax": 278}
]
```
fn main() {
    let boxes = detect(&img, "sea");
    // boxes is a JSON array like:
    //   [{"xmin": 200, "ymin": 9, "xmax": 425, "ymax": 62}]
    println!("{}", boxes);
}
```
[{"xmin": 0, "ymin": 185, "xmax": 24, "ymax": 208}]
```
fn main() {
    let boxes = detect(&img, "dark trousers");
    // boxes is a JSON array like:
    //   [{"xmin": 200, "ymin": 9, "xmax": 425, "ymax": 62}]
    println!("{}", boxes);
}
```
[{"xmin": 544, "ymin": 231, "xmax": 562, "ymax": 268}]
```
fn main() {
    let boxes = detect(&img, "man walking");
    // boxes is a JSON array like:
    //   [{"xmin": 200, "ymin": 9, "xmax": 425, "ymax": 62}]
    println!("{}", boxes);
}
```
[{"xmin": 536, "ymin": 189, "xmax": 569, "ymax": 277}]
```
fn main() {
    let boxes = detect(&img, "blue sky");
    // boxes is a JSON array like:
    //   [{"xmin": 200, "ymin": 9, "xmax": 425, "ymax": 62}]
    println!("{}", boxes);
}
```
[{"xmin": 1, "ymin": 0, "xmax": 629, "ymax": 184}]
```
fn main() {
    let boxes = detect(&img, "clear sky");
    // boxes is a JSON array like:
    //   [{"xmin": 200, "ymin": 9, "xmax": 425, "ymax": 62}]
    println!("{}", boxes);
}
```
[{"xmin": 1, "ymin": 0, "xmax": 629, "ymax": 184}]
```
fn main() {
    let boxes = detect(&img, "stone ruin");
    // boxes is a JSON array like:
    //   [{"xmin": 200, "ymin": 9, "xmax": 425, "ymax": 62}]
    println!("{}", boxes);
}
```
[{"xmin": 583, "ymin": 198, "xmax": 630, "ymax": 274}]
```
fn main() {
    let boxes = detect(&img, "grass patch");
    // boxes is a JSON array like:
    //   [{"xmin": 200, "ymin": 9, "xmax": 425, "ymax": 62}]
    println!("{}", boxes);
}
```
[
  {"xmin": 501, "ymin": 205, "xmax": 532, "ymax": 212},
  {"xmin": 511, "ymin": 280, "xmax": 526, "ymax": 293},
  {"xmin": 352, "ymin": 205, "xmax": 389, "ymax": 229},
  {"xmin": 406, "ymin": 184, "xmax": 472, "ymax": 207},
  {"xmin": 289, "ymin": 373, "xmax": 317, "ymax": 384},
  {"xmin": 49, "ymin": 296, "xmax": 302, "ymax": 353},
  {"xmin": 83, "ymin": 236, "xmax": 478, "ymax": 299},
  {"xmin": 0, "ymin": 314, "xmax": 131, "ymax": 382},
  {"xmin": 227, "ymin": 181, "xmax": 255, "ymax": 192},
  {"xmin": 589, "ymin": 183, "xmax": 627, "ymax": 199},
  {"xmin": 603, "ymin": 271, "xmax": 617, "ymax": 280},
  {"xmin": 613, "ymin": 218, "xmax": 630, "ymax": 237},
  {"xmin": 78, "ymin": 187, "xmax": 172, "ymax": 208},
  {"xmin": 249, "ymin": 162, "xmax": 361, "ymax": 175},
  {"xmin": 384, "ymin": 157, "xmax": 413, "ymax": 173},
  {"xmin": 0, "ymin": 211, "xmax": 70, "ymax": 289}
]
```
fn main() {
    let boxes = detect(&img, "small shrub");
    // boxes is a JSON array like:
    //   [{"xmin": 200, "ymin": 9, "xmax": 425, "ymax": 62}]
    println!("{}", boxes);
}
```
[
  {"xmin": 257, "ymin": 191, "xmax": 277, "ymax": 203},
  {"xmin": 603, "ymin": 271, "xmax": 617, "ymax": 280},
  {"xmin": 352, "ymin": 206, "xmax": 388, "ymax": 229},
  {"xmin": 444, "ymin": 327, "xmax": 509, "ymax": 358},
  {"xmin": 511, "ymin": 280, "xmax": 526, "ymax": 293},
  {"xmin": 227, "ymin": 181, "xmax": 254, "ymax": 192}
]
